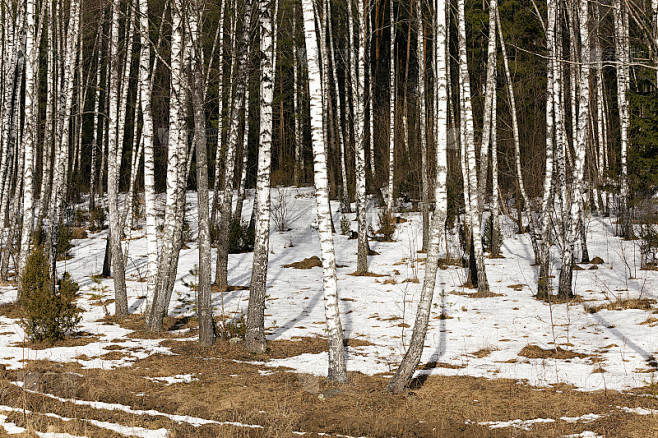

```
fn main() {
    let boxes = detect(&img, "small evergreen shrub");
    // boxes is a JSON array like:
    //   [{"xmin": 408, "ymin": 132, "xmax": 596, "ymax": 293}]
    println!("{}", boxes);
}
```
[
  {"xmin": 217, "ymin": 314, "xmax": 246, "ymax": 339},
  {"xmin": 640, "ymin": 225, "xmax": 658, "ymax": 269},
  {"xmin": 89, "ymin": 206, "xmax": 107, "ymax": 232},
  {"xmin": 57, "ymin": 226, "xmax": 73, "ymax": 260},
  {"xmin": 228, "ymin": 219, "xmax": 254, "ymax": 254},
  {"xmin": 376, "ymin": 210, "xmax": 396, "ymax": 241},
  {"xmin": 340, "ymin": 215, "xmax": 351, "ymax": 235},
  {"xmin": 20, "ymin": 246, "xmax": 82, "ymax": 344}
]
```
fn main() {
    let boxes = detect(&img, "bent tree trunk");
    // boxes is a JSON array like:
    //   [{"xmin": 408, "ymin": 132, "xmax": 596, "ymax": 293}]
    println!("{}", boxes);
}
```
[{"xmin": 388, "ymin": 0, "xmax": 449, "ymax": 393}]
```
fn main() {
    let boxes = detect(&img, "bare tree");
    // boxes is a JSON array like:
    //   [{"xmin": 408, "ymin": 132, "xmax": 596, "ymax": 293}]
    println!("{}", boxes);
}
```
[{"xmin": 301, "ymin": 0, "xmax": 347, "ymax": 383}]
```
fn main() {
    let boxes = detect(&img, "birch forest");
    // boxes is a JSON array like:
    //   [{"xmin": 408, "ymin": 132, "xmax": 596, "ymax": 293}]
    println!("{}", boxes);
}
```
[{"xmin": 0, "ymin": 0, "xmax": 657, "ymax": 435}]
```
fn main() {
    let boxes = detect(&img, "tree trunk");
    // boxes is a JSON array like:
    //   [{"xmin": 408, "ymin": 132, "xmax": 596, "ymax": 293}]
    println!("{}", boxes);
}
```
[
  {"xmin": 107, "ymin": 0, "xmax": 129, "ymax": 317},
  {"xmin": 246, "ymin": 0, "xmax": 276, "ymax": 354},
  {"xmin": 355, "ymin": 0, "xmax": 369, "ymax": 274},
  {"xmin": 301, "ymin": 0, "xmax": 348, "ymax": 383},
  {"xmin": 215, "ymin": 0, "xmax": 254, "ymax": 291},
  {"xmin": 460, "ymin": 0, "xmax": 489, "ymax": 292},
  {"xmin": 387, "ymin": 0, "xmax": 448, "ymax": 393}
]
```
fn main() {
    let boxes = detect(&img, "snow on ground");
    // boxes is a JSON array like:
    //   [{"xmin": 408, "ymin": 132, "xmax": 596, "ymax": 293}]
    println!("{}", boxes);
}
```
[{"xmin": 1, "ymin": 187, "xmax": 657, "ymax": 393}]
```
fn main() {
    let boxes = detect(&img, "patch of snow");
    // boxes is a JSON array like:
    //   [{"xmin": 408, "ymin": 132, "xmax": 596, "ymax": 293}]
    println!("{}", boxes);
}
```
[
  {"xmin": 144, "ymin": 374, "xmax": 197, "ymax": 385},
  {"xmin": 563, "ymin": 432, "xmax": 603, "ymax": 438},
  {"xmin": 0, "ymin": 413, "xmax": 26, "ymax": 434},
  {"xmin": 617, "ymin": 406, "xmax": 658, "ymax": 415},
  {"xmin": 478, "ymin": 418, "xmax": 555, "ymax": 431},
  {"xmin": 560, "ymin": 413, "xmax": 601, "ymax": 423}
]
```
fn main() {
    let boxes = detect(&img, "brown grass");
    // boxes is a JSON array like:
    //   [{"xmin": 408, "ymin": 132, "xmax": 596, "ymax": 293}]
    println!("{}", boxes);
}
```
[
  {"xmin": 451, "ymin": 290, "xmax": 504, "ymax": 298},
  {"xmin": 0, "ymin": 303, "xmax": 23, "ymax": 319},
  {"xmin": 348, "ymin": 271, "xmax": 387, "ymax": 277},
  {"xmin": 1, "ymin": 336, "xmax": 658, "ymax": 437},
  {"xmin": 519, "ymin": 345, "xmax": 589, "ymax": 360},
  {"xmin": 284, "ymin": 256, "xmax": 323, "ymax": 269},
  {"xmin": 586, "ymin": 297, "xmax": 655, "ymax": 313},
  {"xmin": 69, "ymin": 227, "xmax": 88, "ymax": 239}
]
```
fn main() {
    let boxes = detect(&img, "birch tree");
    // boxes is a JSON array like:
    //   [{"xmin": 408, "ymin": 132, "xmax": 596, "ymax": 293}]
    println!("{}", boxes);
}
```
[
  {"xmin": 147, "ymin": 0, "xmax": 189, "ymax": 330},
  {"xmin": 106, "ymin": 0, "xmax": 129, "ymax": 317},
  {"xmin": 558, "ymin": 0, "xmax": 590, "ymax": 299},
  {"xmin": 614, "ymin": 0, "xmax": 632, "ymax": 239},
  {"xmin": 215, "ymin": 0, "xmax": 254, "ymax": 291},
  {"xmin": 459, "ymin": 0, "xmax": 489, "ymax": 292},
  {"xmin": 301, "ymin": 0, "xmax": 347, "ymax": 383},
  {"xmin": 355, "ymin": 0, "xmax": 369, "ymax": 274},
  {"xmin": 386, "ymin": 0, "xmax": 396, "ymax": 214},
  {"xmin": 18, "ymin": 0, "xmax": 39, "ymax": 292},
  {"xmin": 246, "ymin": 0, "xmax": 276, "ymax": 354},
  {"xmin": 189, "ymin": 0, "xmax": 215, "ymax": 346},
  {"xmin": 388, "ymin": 0, "xmax": 448, "ymax": 393}
]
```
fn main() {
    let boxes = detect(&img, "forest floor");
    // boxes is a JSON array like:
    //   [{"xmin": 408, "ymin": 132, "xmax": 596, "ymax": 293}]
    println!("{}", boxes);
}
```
[{"xmin": 0, "ymin": 187, "xmax": 657, "ymax": 437}]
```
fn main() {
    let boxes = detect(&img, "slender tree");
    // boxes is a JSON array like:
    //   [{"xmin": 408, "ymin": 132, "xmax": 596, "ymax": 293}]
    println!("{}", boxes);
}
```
[
  {"xmin": 246, "ymin": 0, "xmax": 276, "ymax": 354},
  {"xmin": 301, "ymin": 0, "xmax": 348, "ymax": 383}
]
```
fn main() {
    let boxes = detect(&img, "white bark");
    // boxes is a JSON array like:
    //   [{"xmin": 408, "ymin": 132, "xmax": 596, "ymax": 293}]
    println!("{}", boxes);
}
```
[
  {"xmin": 107, "ymin": 0, "xmax": 129, "ymax": 317},
  {"xmin": 355, "ymin": 0, "xmax": 368, "ymax": 273},
  {"xmin": 538, "ymin": 0, "xmax": 557, "ymax": 298},
  {"xmin": 387, "ymin": 0, "xmax": 448, "ymax": 393},
  {"xmin": 459, "ymin": 0, "xmax": 489, "ymax": 292},
  {"xmin": 18, "ymin": 0, "xmax": 39, "ymax": 287},
  {"xmin": 215, "ymin": 0, "xmax": 254, "ymax": 291},
  {"xmin": 614, "ymin": 0, "xmax": 631, "ymax": 238},
  {"xmin": 386, "ymin": 0, "xmax": 396, "ymax": 213},
  {"xmin": 417, "ymin": 1, "xmax": 430, "ymax": 253},
  {"xmin": 246, "ymin": 0, "xmax": 276, "ymax": 354},
  {"xmin": 301, "ymin": 0, "xmax": 347, "ymax": 383},
  {"xmin": 138, "ymin": 0, "xmax": 158, "ymax": 315}
]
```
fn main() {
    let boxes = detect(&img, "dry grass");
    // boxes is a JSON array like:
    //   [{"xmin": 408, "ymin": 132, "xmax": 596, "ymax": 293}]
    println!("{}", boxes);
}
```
[
  {"xmin": 519, "ymin": 345, "xmax": 589, "ymax": 360},
  {"xmin": 348, "ymin": 271, "xmax": 387, "ymax": 277},
  {"xmin": 586, "ymin": 297, "xmax": 655, "ymax": 313},
  {"xmin": 3, "ymin": 342, "xmax": 658, "ymax": 437},
  {"xmin": 451, "ymin": 290, "xmax": 504, "ymax": 298},
  {"xmin": 284, "ymin": 256, "xmax": 323, "ymax": 269}
]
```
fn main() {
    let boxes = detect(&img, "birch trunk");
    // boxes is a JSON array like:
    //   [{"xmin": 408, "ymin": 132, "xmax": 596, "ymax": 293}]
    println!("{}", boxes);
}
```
[
  {"xmin": 138, "ymin": 0, "xmax": 158, "ymax": 315},
  {"xmin": 293, "ymin": 9, "xmax": 303, "ymax": 187},
  {"xmin": 189, "ymin": 3, "xmax": 214, "ymax": 346},
  {"xmin": 48, "ymin": 0, "xmax": 80, "ymax": 289},
  {"xmin": 386, "ymin": 0, "xmax": 396, "ymax": 213},
  {"xmin": 355, "ymin": 0, "xmax": 369, "ymax": 274},
  {"xmin": 387, "ymin": 0, "xmax": 448, "ymax": 393},
  {"xmin": 215, "ymin": 0, "xmax": 254, "ymax": 291},
  {"xmin": 18, "ymin": 0, "xmax": 38, "ymax": 293},
  {"xmin": 234, "ymin": 88, "xmax": 250, "ymax": 224},
  {"xmin": 538, "ymin": 0, "xmax": 557, "ymax": 299},
  {"xmin": 614, "ymin": 0, "xmax": 632, "ymax": 239},
  {"xmin": 558, "ymin": 0, "xmax": 590, "ymax": 299},
  {"xmin": 147, "ymin": 0, "xmax": 187, "ymax": 330},
  {"xmin": 246, "ymin": 0, "xmax": 276, "ymax": 354},
  {"xmin": 479, "ymin": 0, "xmax": 497, "ymax": 214},
  {"xmin": 301, "ymin": 0, "xmax": 347, "ymax": 383},
  {"xmin": 417, "ymin": 2, "xmax": 430, "ymax": 253},
  {"xmin": 107, "ymin": 0, "xmax": 129, "ymax": 317},
  {"xmin": 460, "ymin": 0, "xmax": 489, "ymax": 292},
  {"xmin": 211, "ymin": 0, "xmax": 226, "ymax": 228}
]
